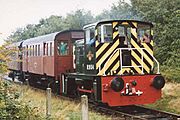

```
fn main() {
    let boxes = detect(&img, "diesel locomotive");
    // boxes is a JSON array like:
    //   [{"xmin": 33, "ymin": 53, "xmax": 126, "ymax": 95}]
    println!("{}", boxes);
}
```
[{"xmin": 8, "ymin": 20, "xmax": 165, "ymax": 106}]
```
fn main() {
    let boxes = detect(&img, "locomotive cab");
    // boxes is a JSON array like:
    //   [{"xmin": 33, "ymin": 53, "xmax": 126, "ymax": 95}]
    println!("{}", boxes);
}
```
[{"xmin": 80, "ymin": 20, "xmax": 156, "ymax": 76}]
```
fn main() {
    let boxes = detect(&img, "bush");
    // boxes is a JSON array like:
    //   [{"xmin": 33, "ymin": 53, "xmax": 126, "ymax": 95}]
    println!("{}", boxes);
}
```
[
  {"xmin": 161, "ymin": 66, "xmax": 180, "ymax": 83},
  {"xmin": 0, "ymin": 80, "xmax": 42, "ymax": 119}
]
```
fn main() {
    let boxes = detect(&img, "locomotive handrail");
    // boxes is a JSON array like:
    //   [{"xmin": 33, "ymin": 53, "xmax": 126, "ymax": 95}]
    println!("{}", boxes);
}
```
[
  {"xmin": 144, "ymin": 48, "xmax": 160, "ymax": 74},
  {"xmin": 102, "ymin": 48, "xmax": 160, "ymax": 76},
  {"xmin": 119, "ymin": 48, "xmax": 145, "ymax": 75}
]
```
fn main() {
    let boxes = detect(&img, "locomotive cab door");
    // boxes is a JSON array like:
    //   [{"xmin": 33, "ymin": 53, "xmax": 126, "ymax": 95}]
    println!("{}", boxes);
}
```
[{"xmin": 84, "ymin": 26, "xmax": 96, "ymax": 74}]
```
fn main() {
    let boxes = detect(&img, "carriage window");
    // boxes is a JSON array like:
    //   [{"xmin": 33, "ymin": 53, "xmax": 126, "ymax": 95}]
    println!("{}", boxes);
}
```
[
  {"xmin": 26, "ymin": 45, "xmax": 28, "ymax": 56},
  {"xmin": 29, "ymin": 46, "xmax": 31, "ymax": 56},
  {"xmin": 33, "ymin": 45, "xmax": 34, "ymax": 56},
  {"xmin": 22, "ymin": 47, "xmax": 25, "ymax": 56},
  {"xmin": 35, "ymin": 45, "xmax": 37, "ymax": 56},
  {"xmin": 43, "ymin": 43, "xmax": 46, "ymax": 56},
  {"xmin": 50, "ymin": 42, "xmax": 52, "ymax": 56},
  {"xmin": 57, "ymin": 41, "xmax": 68, "ymax": 55},
  {"xmin": 138, "ymin": 24, "xmax": 151, "ymax": 43},
  {"xmin": 38, "ymin": 44, "xmax": 40, "ymax": 56},
  {"xmin": 46, "ymin": 43, "xmax": 48, "ymax": 56},
  {"xmin": 98, "ymin": 24, "xmax": 113, "ymax": 43}
]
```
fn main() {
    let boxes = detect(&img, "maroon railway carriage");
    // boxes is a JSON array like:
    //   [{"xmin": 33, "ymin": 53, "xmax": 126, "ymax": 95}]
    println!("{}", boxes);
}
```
[
  {"xmin": 9, "ymin": 30, "xmax": 84, "ymax": 91},
  {"xmin": 8, "ymin": 42, "xmax": 23, "ymax": 80}
]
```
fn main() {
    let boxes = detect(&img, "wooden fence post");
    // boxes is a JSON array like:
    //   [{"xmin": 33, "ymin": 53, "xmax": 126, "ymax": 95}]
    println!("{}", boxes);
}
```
[
  {"xmin": 46, "ymin": 88, "xmax": 51, "ymax": 118},
  {"xmin": 81, "ymin": 95, "xmax": 88, "ymax": 120}
]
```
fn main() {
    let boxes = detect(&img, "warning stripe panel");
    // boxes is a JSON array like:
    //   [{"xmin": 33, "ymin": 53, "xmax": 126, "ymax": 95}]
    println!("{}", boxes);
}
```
[
  {"xmin": 98, "ymin": 51, "xmax": 119, "ymax": 75},
  {"xmin": 142, "ymin": 43, "xmax": 153, "ymax": 55},
  {"xmin": 104, "ymin": 52, "xmax": 119, "ymax": 75},
  {"xmin": 111, "ymin": 61, "xmax": 119, "ymax": 74},
  {"xmin": 96, "ymin": 39, "xmax": 119, "ymax": 70},
  {"xmin": 132, "ymin": 49, "xmax": 151, "ymax": 71},
  {"xmin": 96, "ymin": 41, "xmax": 119, "ymax": 69},
  {"xmin": 131, "ymin": 38, "xmax": 153, "ymax": 71},
  {"xmin": 96, "ymin": 43, "xmax": 109, "ymax": 58},
  {"xmin": 131, "ymin": 50, "xmax": 150, "ymax": 73}
]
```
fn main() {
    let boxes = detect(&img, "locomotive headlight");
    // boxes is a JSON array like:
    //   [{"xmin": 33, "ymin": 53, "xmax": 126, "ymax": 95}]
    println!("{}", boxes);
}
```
[
  {"xmin": 110, "ymin": 77, "xmax": 124, "ymax": 92},
  {"xmin": 152, "ymin": 76, "xmax": 165, "ymax": 89}
]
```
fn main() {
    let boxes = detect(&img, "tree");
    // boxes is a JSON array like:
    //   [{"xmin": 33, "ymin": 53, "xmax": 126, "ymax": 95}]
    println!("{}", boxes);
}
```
[
  {"xmin": 96, "ymin": 0, "xmax": 139, "ymax": 20},
  {"xmin": 65, "ymin": 9, "xmax": 95, "ymax": 29},
  {"xmin": 131, "ymin": 0, "xmax": 180, "ymax": 67},
  {"xmin": 0, "ymin": 42, "xmax": 12, "ymax": 74}
]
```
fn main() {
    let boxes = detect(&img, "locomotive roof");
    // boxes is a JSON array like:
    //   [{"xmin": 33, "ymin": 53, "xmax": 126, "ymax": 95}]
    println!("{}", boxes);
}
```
[
  {"xmin": 22, "ymin": 30, "xmax": 83, "ymax": 46},
  {"xmin": 83, "ymin": 20, "xmax": 153, "ymax": 29}
]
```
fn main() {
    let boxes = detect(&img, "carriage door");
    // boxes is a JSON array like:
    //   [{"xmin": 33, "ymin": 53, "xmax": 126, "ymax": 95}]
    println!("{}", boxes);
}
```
[
  {"xmin": 57, "ymin": 40, "xmax": 72, "ymax": 74},
  {"xmin": 24, "ymin": 45, "xmax": 28, "ymax": 71}
]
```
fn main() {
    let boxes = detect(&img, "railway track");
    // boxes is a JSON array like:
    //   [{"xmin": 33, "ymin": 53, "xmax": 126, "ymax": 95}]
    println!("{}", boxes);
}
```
[
  {"xmin": 2, "ymin": 76, "xmax": 180, "ymax": 120},
  {"xmin": 90, "ymin": 104, "xmax": 180, "ymax": 120}
]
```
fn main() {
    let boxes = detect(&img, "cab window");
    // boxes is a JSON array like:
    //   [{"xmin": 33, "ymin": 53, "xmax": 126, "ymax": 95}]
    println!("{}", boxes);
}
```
[
  {"xmin": 138, "ymin": 24, "xmax": 151, "ymax": 43},
  {"xmin": 98, "ymin": 24, "xmax": 113, "ymax": 43},
  {"xmin": 57, "ymin": 41, "xmax": 68, "ymax": 55},
  {"xmin": 118, "ymin": 25, "xmax": 131, "ymax": 46},
  {"xmin": 85, "ymin": 27, "xmax": 95, "ymax": 45}
]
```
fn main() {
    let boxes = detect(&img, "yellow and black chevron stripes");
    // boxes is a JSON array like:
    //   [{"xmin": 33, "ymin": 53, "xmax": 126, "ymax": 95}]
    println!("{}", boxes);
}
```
[
  {"xmin": 96, "ymin": 22, "xmax": 120, "ymax": 75},
  {"xmin": 130, "ymin": 22, "xmax": 153, "ymax": 74},
  {"xmin": 96, "ymin": 39, "xmax": 119, "ymax": 75},
  {"xmin": 113, "ymin": 22, "xmax": 119, "ymax": 40},
  {"xmin": 141, "ymin": 29, "xmax": 153, "ymax": 55},
  {"xmin": 130, "ymin": 22, "xmax": 142, "ymax": 74},
  {"xmin": 97, "ymin": 50, "xmax": 119, "ymax": 75}
]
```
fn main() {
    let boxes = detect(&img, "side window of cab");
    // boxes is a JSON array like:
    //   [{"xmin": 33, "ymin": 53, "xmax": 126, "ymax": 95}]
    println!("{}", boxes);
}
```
[
  {"xmin": 138, "ymin": 24, "xmax": 152, "ymax": 43},
  {"xmin": 85, "ymin": 28, "xmax": 95, "ymax": 45},
  {"xmin": 97, "ymin": 24, "xmax": 113, "ymax": 43}
]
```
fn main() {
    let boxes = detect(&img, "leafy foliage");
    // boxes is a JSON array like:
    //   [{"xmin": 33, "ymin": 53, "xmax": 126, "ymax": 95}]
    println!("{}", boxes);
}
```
[
  {"xmin": 0, "ymin": 42, "xmax": 12, "ymax": 74},
  {"xmin": 0, "ymin": 80, "xmax": 42, "ymax": 119},
  {"xmin": 131, "ymin": 0, "xmax": 180, "ymax": 81},
  {"xmin": 96, "ymin": 0, "xmax": 139, "ymax": 20},
  {"xmin": 65, "ymin": 9, "xmax": 95, "ymax": 29}
]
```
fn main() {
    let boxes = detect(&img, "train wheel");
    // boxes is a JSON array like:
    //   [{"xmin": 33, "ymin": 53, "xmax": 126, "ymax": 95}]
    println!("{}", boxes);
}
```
[
  {"xmin": 9, "ymin": 71, "xmax": 15, "ymax": 81},
  {"xmin": 12, "ymin": 72, "xmax": 15, "ymax": 81}
]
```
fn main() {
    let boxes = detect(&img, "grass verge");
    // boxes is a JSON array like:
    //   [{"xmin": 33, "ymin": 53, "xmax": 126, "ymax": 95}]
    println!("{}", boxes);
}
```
[
  {"xmin": 16, "ymin": 84, "xmax": 111, "ymax": 120},
  {"xmin": 146, "ymin": 82, "xmax": 180, "ymax": 114}
]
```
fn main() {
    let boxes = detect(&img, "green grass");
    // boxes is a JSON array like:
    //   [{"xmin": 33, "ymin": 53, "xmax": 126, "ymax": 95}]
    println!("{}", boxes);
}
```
[
  {"xmin": 15, "ymin": 85, "xmax": 111, "ymax": 120},
  {"xmin": 161, "ymin": 66, "xmax": 180, "ymax": 83},
  {"xmin": 146, "ymin": 82, "xmax": 180, "ymax": 114}
]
